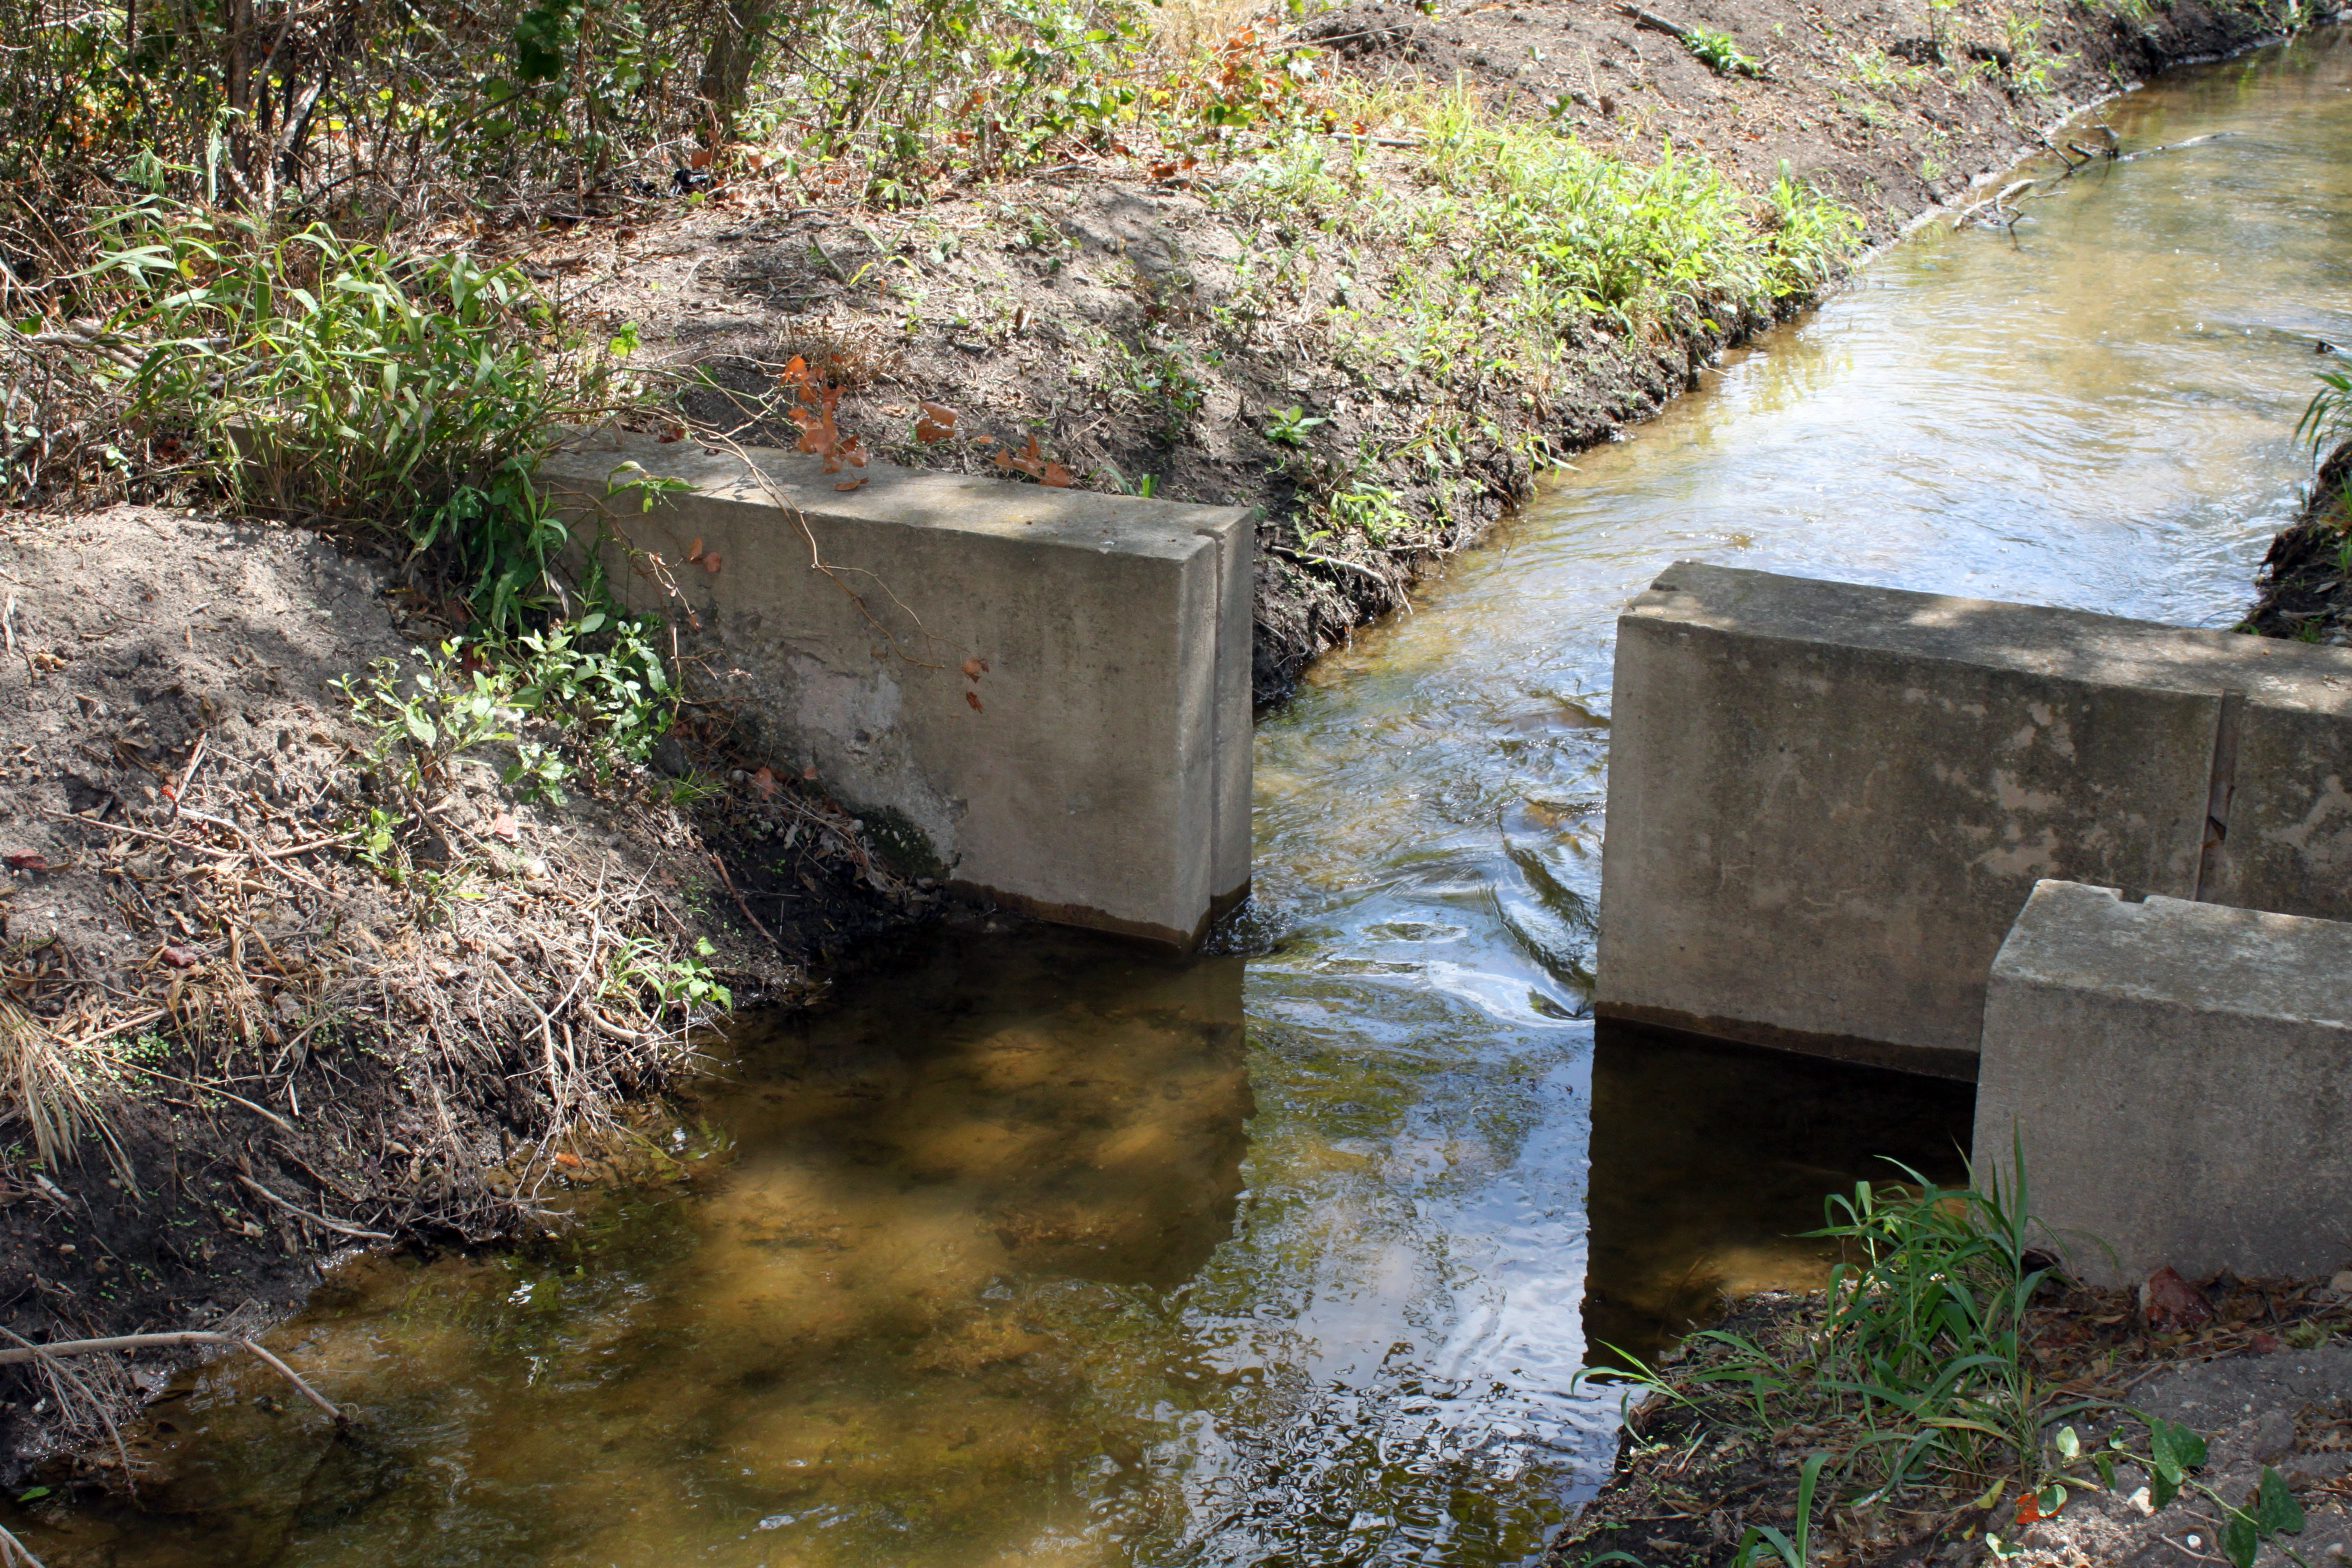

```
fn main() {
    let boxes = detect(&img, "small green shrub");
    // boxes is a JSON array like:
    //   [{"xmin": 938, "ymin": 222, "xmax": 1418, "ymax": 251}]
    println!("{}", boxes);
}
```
[
  {"xmin": 339, "ymin": 614, "xmax": 676, "ymax": 803},
  {"xmin": 1263, "ymin": 404, "xmax": 1329, "ymax": 447},
  {"xmin": 2002, "ymin": 14, "xmax": 2069, "ymax": 93},
  {"xmin": 1683, "ymin": 26, "xmax": 1762, "ymax": 76},
  {"xmin": 2297, "ymin": 367, "xmax": 2352, "ymax": 458},
  {"xmin": 88, "ymin": 201, "xmax": 634, "ymax": 630},
  {"xmin": 604, "ymin": 936, "xmax": 732, "ymax": 1013},
  {"xmin": 1415, "ymin": 97, "xmax": 1861, "ymax": 340},
  {"xmin": 1109, "ymin": 338, "xmax": 1207, "ymax": 443}
]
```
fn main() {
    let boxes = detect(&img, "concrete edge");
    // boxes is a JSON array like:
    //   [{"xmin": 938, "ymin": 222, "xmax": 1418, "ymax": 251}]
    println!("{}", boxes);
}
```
[
  {"xmin": 1626, "ymin": 562, "xmax": 2352, "ymax": 707},
  {"xmin": 542, "ymin": 426, "xmax": 1260, "ymax": 554}
]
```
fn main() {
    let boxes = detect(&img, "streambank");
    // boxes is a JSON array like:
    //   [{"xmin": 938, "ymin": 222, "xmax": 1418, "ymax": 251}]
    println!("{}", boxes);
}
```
[
  {"xmin": 0, "ymin": 505, "xmax": 919, "ymax": 1478},
  {"xmin": 2246, "ymin": 438, "xmax": 2352, "ymax": 643},
  {"xmin": 1553, "ymin": 1274, "xmax": 2352, "ymax": 1568},
  {"xmin": 570, "ymin": 0, "xmax": 2296, "ymax": 703}
]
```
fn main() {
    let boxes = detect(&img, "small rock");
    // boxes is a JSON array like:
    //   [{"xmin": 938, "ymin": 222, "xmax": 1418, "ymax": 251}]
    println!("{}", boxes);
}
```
[
  {"xmin": 2142, "ymin": 1266, "xmax": 2216, "ymax": 1332},
  {"xmin": 2330, "ymin": 1268, "xmax": 2352, "ymax": 1297}
]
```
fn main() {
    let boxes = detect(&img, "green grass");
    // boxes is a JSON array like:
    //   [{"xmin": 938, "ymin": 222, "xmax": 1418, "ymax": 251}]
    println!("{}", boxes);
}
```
[{"xmin": 87, "ymin": 201, "xmax": 635, "ymax": 631}]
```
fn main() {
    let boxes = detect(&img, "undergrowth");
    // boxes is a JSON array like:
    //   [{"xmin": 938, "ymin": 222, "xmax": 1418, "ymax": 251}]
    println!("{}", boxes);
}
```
[
  {"xmin": 87, "ymin": 201, "xmax": 636, "ymax": 630},
  {"xmin": 1578, "ymin": 1160, "xmax": 2315, "ymax": 1568}
]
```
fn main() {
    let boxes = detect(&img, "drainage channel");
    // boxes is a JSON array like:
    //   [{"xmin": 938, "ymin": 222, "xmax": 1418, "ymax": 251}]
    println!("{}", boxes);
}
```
[{"xmin": 16, "ymin": 26, "xmax": 2352, "ymax": 1568}]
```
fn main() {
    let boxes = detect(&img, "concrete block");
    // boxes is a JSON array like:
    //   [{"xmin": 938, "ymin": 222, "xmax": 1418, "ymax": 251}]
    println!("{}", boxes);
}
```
[
  {"xmin": 538, "ymin": 428, "xmax": 1253, "ymax": 946},
  {"xmin": 2199, "ymin": 675, "xmax": 2352, "ymax": 923},
  {"xmin": 1595, "ymin": 563, "xmax": 2352, "ymax": 1073},
  {"xmin": 1973, "ymin": 881, "xmax": 2352, "ymax": 1287}
]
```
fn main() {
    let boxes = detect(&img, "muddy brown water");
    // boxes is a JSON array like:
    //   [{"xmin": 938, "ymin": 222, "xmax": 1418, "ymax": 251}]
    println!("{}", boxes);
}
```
[{"xmin": 19, "ymin": 30, "xmax": 2352, "ymax": 1567}]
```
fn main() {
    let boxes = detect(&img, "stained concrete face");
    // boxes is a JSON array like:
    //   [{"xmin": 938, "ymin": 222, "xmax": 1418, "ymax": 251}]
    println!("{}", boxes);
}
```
[
  {"xmin": 1973, "ymin": 881, "xmax": 2352, "ymax": 1287},
  {"xmin": 539, "ymin": 429, "xmax": 1253, "ymax": 946},
  {"xmin": 1594, "ymin": 563, "xmax": 2352, "ymax": 1072}
]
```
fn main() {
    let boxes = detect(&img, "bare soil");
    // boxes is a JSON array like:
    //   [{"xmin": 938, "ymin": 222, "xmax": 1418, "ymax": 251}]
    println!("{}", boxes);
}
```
[
  {"xmin": 0, "ymin": 505, "xmax": 920, "ymax": 1479},
  {"xmin": 535, "ymin": 0, "xmax": 2290, "ymax": 702},
  {"xmin": 1552, "ymin": 1274, "xmax": 2352, "ymax": 1567}
]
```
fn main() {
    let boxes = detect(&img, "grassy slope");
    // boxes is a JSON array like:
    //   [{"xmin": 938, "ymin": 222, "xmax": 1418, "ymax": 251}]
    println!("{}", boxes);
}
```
[{"xmin": 564, "ymin": 0, "xmax": 2291, "ymax": 702}]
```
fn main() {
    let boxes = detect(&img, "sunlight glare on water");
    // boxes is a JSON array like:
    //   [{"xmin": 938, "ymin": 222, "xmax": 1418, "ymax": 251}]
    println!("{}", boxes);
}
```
[{"xmin": 19, "ymin": 31, "xmax": 2352, "ymax": 1568}]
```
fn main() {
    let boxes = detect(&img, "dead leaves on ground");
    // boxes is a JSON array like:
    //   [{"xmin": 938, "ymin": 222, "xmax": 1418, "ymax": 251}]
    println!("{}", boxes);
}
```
[{"xmin": 994, "ymin": 433, "xmax": 1073, "ymax": 488}]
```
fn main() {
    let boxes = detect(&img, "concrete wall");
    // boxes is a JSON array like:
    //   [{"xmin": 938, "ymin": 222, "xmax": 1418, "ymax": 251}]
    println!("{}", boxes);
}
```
[
  {"xmin": 1973, "ymin": 881, "xmax": 2352, "ymax": 1287},
  {"xmin": 539, "ymin": 429, "xmax": 1253, "ymax": 947},
  {"xmin": 1594, "ymin": 563, "xmax": 2352, "ymax": 1074}
]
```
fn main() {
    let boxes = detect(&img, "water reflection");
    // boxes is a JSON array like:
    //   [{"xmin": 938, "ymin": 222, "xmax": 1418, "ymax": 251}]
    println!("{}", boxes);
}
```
[
  {"xmin": 1581, "ymin": 1023, "xmax": 1976, "ymax": 1361},
  {"xmin": 19, "ymin": 28, "xmax": 2352, "ymax": 1568}
]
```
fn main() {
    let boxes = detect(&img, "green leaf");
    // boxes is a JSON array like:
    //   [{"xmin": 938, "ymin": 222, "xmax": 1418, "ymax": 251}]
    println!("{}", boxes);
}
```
[
  {"xmin": 2054, "ymin": 1425, "xmax": 2082, "ymax": 1463},
  {"xmin": 403, "ymin": 711, "xmax": 436, "ymax": 747},
  {"xmin": 17, "ymin": 1485, "xmax": 52, "ymax": 1502},
  {"xmin": 2222, "ymin": 1513, "xmax": 2258, "ymax": 1568},
  {"xmin": 2149, "ymin": 1416, "xmax": 2207, "ymax": 1501},
  {"xmin": 2255, "ymin": 1466, "xmax": 2305, "ymax": 1536}
]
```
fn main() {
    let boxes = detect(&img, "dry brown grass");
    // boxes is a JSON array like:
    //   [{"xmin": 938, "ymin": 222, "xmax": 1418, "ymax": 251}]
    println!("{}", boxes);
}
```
[
  {"xmin": 1146, "ymin": 0, "xmax": 1280, "ymax": 58},
  {"xmin": 0, "ymin": 994, "xmax": 107, "ymax": 1172}
]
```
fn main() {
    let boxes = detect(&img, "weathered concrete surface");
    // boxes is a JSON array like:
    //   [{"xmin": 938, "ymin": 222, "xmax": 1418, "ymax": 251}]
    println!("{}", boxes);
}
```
[
  {"xmin": 539, "ymin": 428, "xmax": 1253, "ymax": 946},
  {"xmin": 1593, "ymin": 563, "xmax": 2352, "ymax": 1073},
  {"xmin": 1974, "ymin": 881, "xmax": 2352, "ymax": 1287}
]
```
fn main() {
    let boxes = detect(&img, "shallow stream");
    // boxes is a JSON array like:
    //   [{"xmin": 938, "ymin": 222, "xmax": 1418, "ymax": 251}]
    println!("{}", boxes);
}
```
[{"xmin": 20, "ymin": 30, "xmax": 2352, "ymax": 1567}]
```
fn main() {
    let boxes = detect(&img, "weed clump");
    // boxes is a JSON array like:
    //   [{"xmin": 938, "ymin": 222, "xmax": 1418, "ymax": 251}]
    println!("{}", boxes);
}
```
[{"xmin": 85, "ymin": 203, "xmax": 632, "ymax": 629}]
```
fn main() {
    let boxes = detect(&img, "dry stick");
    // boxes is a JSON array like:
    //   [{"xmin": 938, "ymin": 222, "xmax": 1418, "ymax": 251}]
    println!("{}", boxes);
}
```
[
  {"xmin": 1951, "ymin": 177, "xmax": 2038, "ymax": 230},
  {"xmin": 0, "ymin": 1520, "xmax": 49, "ymax": 1568},
  {"xmin": 126, "ymin": 1063, "xmax": 298, "ymax": 1136},
  {"xmin": 1619, "ymin": 2, "xmax": 1694, "ymax": 39},
  {"xmin": 0, "ymin": 1331, "xmax": 342, "ymax": 1421},
  {"xmin": 0, "ymin": 1324, "xmax": 132, "ymax": 1479},
  {"xmin": 169, "ymin": 731, "xmax": 209, "ymax": 821},
  {"xmin": 708, "ymin": 850, "xmax": 779, "ymax": 949},
  {"xmin": 1266, "ymin": 542, "xmax": 1409, "ymax": 604},
  {"xmin": 233, "ymin": 1174, "xmax": 393, "ymax": 1242}
]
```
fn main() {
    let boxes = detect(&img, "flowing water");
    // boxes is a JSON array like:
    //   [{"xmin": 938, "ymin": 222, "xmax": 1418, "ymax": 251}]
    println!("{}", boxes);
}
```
[{"xmin": 20, "ymin": 31, "xmax": 2352, "ymax": 1567}]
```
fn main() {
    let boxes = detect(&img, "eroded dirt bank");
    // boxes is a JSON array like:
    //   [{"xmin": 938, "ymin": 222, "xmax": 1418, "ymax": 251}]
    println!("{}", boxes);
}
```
[
  {"xmin": 559, "ymin": 0, "xmax": 2292, "ymax": 702},
  {"xmin": 2247, "ymin": 438, "xmax": 2352, "ymax": 642},
  {"xmin": 0, "ymin": 507, "xmax": 919, "ymax": 1477}
]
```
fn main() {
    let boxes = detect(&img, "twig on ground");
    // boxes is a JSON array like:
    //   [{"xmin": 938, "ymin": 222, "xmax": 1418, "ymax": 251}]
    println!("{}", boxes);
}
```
[
  {"xmin": 709, "ymin": 850, "xmax": 779, "ymax": 949},
  {"xmin": 0, "ymin": 1520, "xmax": 50, "ymax": 1568},
  {"xmin": 233, "ymin": 1173, "xmax": 392, "ymax": 1241},
  {"xmin": 1620, "ymin": 3, "xmax": 1695, "ymax": 41},
  {"xmin": 0, "ymin": 1329, "xmax": 342, "ymax": 1421}
]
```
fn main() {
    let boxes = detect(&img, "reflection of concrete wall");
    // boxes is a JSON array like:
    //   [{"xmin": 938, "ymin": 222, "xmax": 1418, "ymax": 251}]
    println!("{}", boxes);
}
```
[
  {"xmin": 1974, "ymin": 882, "xmax": 2352, "ymax": 1286},
  {"xmin": 1583, "ymin": 1019, "xmax": 1972, "ymax": 1359},
  {"xmin": 1595, "ymin": 563, "xmax": 2352, "ymax": 1075},
  {"xmin": 542, "ymin": 430, "xmax": 1253, "ymax": 947}
]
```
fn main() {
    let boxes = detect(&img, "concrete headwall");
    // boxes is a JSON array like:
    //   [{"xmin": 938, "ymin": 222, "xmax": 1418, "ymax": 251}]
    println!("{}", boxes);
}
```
[
  {"xmin": 1594, "ymin": 563, "xmax": 2352, "ymax": 1074},
  {"xmin": 1974, "ymin": 881, "xmax": 2352, "ymax": 1287},
  {"xmin": 539, "ymin": 429, "xmax": 1253, "ymax": 947}
]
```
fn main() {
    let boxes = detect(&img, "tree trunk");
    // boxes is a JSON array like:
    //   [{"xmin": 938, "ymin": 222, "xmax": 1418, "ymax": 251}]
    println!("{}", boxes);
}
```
[{"xmin": 697, "ymin": 0, "xmax": 780, "ymax": 140}]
